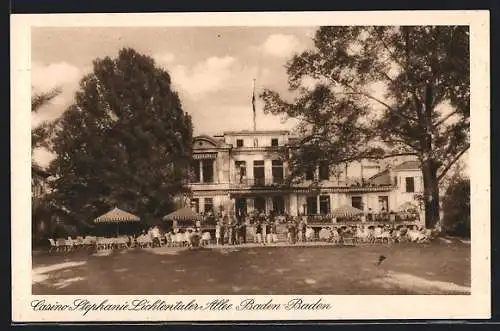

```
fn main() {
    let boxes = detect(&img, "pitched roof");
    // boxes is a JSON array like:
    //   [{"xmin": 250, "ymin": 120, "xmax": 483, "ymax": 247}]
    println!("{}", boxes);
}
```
[
  {"xmin": 367, "ymin": 160, "xmax": 420, "ymax": 185},
  {"xmin": 223, "ymin": 130, "xmax": 289, "ymax": 135},
  {"xmin": 368, "ymin": 169, "xmax": 391, "ymax": 186},
  {"xmin": 392, "ymin": 160, "xmax": 420, "ymax": 171}
]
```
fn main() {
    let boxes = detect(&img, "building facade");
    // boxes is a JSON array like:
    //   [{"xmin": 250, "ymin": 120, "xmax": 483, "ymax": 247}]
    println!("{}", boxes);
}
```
[{"xmin": 189, "ymin": 130, "xmax": 424, "ymax": 224}]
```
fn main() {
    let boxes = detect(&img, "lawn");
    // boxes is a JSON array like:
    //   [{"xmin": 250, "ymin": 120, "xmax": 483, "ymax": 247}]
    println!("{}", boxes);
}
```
[{"xmin": 32, "ymin": 240, "xmax": 470, "ymax": 295}]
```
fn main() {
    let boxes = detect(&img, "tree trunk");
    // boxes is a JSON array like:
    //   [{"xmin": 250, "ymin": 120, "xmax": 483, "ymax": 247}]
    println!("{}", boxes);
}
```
[{"xmin": 422, "ymin": 160, "xmax": 440, "ymax": 229}]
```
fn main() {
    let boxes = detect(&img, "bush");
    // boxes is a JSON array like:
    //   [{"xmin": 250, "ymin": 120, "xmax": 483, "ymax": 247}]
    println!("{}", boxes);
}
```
[{"xmin": 442, "ymin": 178, "xmax": 470, "ymax": 238}]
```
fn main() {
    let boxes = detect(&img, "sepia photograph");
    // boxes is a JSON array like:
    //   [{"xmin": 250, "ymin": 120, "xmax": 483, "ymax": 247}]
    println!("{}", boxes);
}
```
[{"xmin": 12, "ymin": 11, "xmax": 490, "ymax": 321}]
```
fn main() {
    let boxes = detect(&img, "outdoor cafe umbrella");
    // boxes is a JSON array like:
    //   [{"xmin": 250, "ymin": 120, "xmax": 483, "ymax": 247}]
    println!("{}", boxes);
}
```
[
  {"xmin": 163, "ymin": 206, "xmax": 203, "ymax": 221},
  {"xmin": 396, "ymin": 201, "xmax": 419, "ymax": 221},
  {"xmin": 396, "ymin": 201, "xmax": 418, "ymax": 213},
  {"xmin": 331, "ymin": 205, "xmax": 364, "ymax": 218},
  {"xmin": 163, "ymin": 206, "xmax": 203, "ymax": 228},
  {"xmin": 94, "ymin": 207, "xmax": 140, "ymax": 236}
]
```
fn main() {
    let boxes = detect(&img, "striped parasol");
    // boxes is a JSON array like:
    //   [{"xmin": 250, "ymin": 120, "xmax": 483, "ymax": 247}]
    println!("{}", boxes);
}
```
[
  {"xmin": 163, "ymin": 207, "xmax": 203, "ymax": 222},
  {"xmin": 94, "ymin": 207, "xmax": 140, "ymax": 223},
  {"xmin": 331, "ymin": 205, "xmax": 364, "ymax": 218},
  {"xmin": 396, "ymin": 201, "xmax": 418, "ymax": 213}
]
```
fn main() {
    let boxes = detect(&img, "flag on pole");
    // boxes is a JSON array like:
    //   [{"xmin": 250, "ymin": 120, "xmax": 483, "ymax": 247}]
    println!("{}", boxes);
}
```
[{"xmin": 252, "ymin": 79, "xmax": 256, "ymax": 131}]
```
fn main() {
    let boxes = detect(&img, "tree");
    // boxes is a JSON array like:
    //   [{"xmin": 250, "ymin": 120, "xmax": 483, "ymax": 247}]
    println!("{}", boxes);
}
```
[
  {"xmin": 48, "ymin": 48, "xmax": 193, "ymax": 225},
  {"xmin": 32, "ymin": 87, "xmax": 61, "ymax": 164},
  {"xmin": 261, "ymin": 26, "xmax": 469, "ymax": 228},
  {"xmin": 32, "ymin": 88, "xmax": 61, "ymax": 244},
  {"xmin": 442, "ymin": 177, "xmax": 470, "ymax": 238}
]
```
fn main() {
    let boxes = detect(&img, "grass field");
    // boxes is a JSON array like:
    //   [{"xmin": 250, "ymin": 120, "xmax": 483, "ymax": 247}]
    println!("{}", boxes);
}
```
[{"xmin": 32, "ymin": 240, "xmax": 470, "ymax": 295}]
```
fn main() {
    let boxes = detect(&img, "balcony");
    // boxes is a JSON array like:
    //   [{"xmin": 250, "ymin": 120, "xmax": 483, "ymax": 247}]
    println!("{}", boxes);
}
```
[{"xmin": 232, "ymin": 177, "xmax": 286, "ymax": 187}]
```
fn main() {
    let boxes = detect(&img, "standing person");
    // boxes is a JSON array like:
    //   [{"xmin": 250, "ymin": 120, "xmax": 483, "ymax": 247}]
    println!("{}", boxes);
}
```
[
  {"xmin": 290, "ymin": 221, "xmax": 297, "ymax": 244},
  {"xmin": 286, "ymin": 221, "xmax": 292, "ymax": 243},
  {"xmin": 271, "ymin": 220, "xmax": 278, "ymax": 243},
  {"xmin": 241, "ymin": 221, "xmax": 247, "ymax": 244},
  {"xmin": 231, "ymin": 223, "xmax": 237, "ymax": 245},
  {"xmin": 220, "ymin": 223, "xmax": 226, "ymax": 246},
  {"xmin": 297, "ymin": 219, "xmax": 304, "ymax": 243},
  {"xmin": 151, "ymin": 226, "xmax": 161, "ymax": 247},
  {"xmin": 255, "ymin": 221, "xmax": 262, "ymax": 244},
  {"xmin": 227, "ymin": 223, "xmax": 233, "ymax": 245},
  {"xmin": 266, "ymin": 220, "xmax": 273, "ymax": 244},
  {"xmin": 215, "ymin": 222, "xmax": 221, "ymax": 245},
  {"xmin": 301, "ymin": 219, "xmax": 307, "ymax": 242},
  {"xmin": 261, "ymin": 219, "xmax": 267, "ymax": 245}
]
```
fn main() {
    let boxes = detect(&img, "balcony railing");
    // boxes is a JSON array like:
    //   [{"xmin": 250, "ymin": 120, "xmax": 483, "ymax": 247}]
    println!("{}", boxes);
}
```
[{"xmin": 232, "ymin": 177, "xmax": 286, "ymax": 187}]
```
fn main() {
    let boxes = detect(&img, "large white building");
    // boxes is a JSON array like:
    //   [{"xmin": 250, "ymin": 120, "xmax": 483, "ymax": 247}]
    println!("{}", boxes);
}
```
[{"xmin": 189, "ymin": 130, "xmax": 423, "ymax": 223}]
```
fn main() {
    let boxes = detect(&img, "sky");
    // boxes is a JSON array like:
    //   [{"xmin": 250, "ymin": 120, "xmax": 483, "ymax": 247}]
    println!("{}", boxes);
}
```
[
  {"xmin": 30, "ymin": 26, "xmax": 468, "ymax": 174},
  {"xmin": 31, "ymin": 27, "xmax": 320, "ymax": 166}
]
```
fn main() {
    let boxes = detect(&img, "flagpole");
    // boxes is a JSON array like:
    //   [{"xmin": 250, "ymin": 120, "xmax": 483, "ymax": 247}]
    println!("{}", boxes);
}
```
[{"xmin": 252, "ymin": 78, "xmax": 256, "ymax": 132}]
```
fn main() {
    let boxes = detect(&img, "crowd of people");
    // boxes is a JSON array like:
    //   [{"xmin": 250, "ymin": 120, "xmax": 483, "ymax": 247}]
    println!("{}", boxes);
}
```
[{"xmin": 128, "ymin": 213, "xmax": 431, "ymax": 249}]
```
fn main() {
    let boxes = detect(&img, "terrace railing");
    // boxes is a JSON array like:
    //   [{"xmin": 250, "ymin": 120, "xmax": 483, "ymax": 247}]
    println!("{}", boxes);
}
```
[{"xmin": 232, "ymin": 177, "xmax": 286, "ymax": 187}]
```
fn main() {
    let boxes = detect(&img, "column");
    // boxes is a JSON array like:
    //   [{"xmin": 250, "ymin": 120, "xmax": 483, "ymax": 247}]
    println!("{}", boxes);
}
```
[
  {"xmin": 265, "ymin": 159, "xmax": 272, "ymax": 184},
  {"xmin": 266, "ymin": 196, "xmax": 273, "ymax": 214},
  {"xmin": 316, "ymin": 195, "xmax": 320, "ymax": 215},
  {"xmin": 199, "ymin": 160, "xmax": 204, "ymax": 183},
  {"xmin": 289, "ymin": 194, "xmax": 298, "ymax": 216},
  {"xmin": 246, "ymin": 197, "xmax": 254, "ymax": 214}
]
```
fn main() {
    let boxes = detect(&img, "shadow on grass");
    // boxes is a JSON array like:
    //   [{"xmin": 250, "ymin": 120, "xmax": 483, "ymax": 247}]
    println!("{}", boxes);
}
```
[{"xmin": 32, "ymin": 242, "xmax": 470, "ymax": 295}]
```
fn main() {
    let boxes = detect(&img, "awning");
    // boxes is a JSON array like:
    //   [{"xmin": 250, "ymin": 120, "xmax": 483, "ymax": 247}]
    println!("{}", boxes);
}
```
[
  {"xmin": 94, "ymin": 207, "xmax": 141, "ymax": 223},
  {"xmin": 193, "ymin": 153, "xmax": 217, "ymax": 160},
  {"xmin": 331, "ymin": 205, "xmax": 364, "ymax": 218}
]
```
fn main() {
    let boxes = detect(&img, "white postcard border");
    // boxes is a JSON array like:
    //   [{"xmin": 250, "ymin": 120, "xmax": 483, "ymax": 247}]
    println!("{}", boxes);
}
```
[{"xmin": 11, "ymin": 11, "xmax": 491, "ymax": 322}]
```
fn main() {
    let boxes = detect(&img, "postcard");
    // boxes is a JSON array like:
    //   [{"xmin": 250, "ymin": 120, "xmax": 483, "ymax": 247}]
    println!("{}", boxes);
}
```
[{"xmin": 11, "ymin": 10, "xmax": 490, "ymax": 322}]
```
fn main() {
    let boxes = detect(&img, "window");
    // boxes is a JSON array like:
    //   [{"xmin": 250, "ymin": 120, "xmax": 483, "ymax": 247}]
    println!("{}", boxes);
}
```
[
  {"xmin": 319, "ymin": 161, "xmax": 330, "ymax": 180},
  {"xmin": 235, "ymin": 161, "xmax": 246, "ymax": 183},
  {"xmin": 272, "ymin": 196, "xmax": 285, "ymax": 215},
  {"xmin": 235, "ymin": 198, "xmax": 247, "ymax": 217},
  {"xmin": 307, "ymin": 196, "xmax": 318, "ymax": 215},
  {"xmin": 305, "ymin": 166, "xmax": 315, "ymax": 180},
  {"xmin": 236, "ymin": 139, "xmax": 244, "ymax": 147},
  {"xmin": 271, "ymin": 138, "xmax": 279, "ymax": 147},
  {"xmin": 253, "ymin": 160, "xmax": 265, "ymax": 185},
  {"xmin": 319, "ymin": 195, "xmax": 330, "ymax": 215},
  {"xmin": 204, "ymin": 198, "xmax": 213, "ymax": 213},
  {"xmin": 272, "ymin": 160, "xmax": 284, "ymax": 183},
  {"xmin": 190, "ymin": 160, "xmax": 201, "ymax": 183},
  {"xmin": 191, "ymin": 198, "xmax": 199, "ymax": 213},
  {"xmin": 351, "ymin": 196, "xmax": 363, "ymax": 210},
  {"xmin": 394, "ymin": 176, "xmax": 398, "ymax": 186},
  {"xmin": 202, "ymin": 160, "xmax": 214, "ymax": 183},
  {"xmin": 405, "ymin": 177, "xmax": 415, "ymax": 192},
  {"xmin": 378, "ymin": 196, "xmax": 389, "ymax": 212},
  {"xmin": 254, "ymin": 196, "xmax": 266, "ymax": 212}
]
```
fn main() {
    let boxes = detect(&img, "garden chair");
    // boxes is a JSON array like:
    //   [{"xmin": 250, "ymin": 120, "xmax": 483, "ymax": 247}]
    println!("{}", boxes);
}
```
[
  {"xmin": 96, "ymin": 237, "xmax": 107, "ymax": 251},
  {"xmin": 74, "ymin": 236, "xmax": 84, "ymax": 250},
  {"xmin": 83, "ymin": 236, "xmax": 96, "ymax": 249},
  {"xmin": 55, "ymin": 238, "xmax": 67, "ymax": 252},
  {"xmin": 48, "ymin": 238, "xmax": 58, "ymax": 252},
  {"xmin": 116, "ymin": 237, "xmax": 128, "ymax": 249},
  {"xmin": 201, "ymin": 231, "xmax": 211, "ymax": 246},
  {"xmin": 65, "ymin": 237, "xmax": 76, "ymax": 251},
  {"xmin": 341, "ymin": 232, "xmax": 356, "ymax": 246}
]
